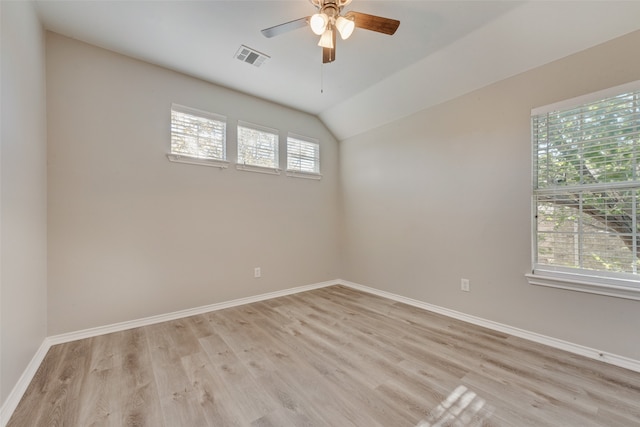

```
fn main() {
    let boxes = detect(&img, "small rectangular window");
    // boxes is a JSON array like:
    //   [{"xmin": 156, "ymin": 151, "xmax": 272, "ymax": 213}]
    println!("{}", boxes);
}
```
[
  {"xmin": 168, "ymin": 104, "xmax": 227, "ymax": 167},
  {"xmin": 287, "ymin": 134, "xmax": 320, "ymax": 178},
  {"xmin": 237, "ymin": 121, "xmax": 279, "ymax": 173}
]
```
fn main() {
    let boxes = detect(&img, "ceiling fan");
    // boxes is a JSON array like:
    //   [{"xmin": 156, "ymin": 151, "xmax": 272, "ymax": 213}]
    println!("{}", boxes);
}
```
[{"xmin": 261, "ymin": 0, "xmax": 400, "ymax": 64}]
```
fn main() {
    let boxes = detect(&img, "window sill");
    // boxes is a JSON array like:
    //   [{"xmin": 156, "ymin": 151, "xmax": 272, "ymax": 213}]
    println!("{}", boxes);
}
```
[
  {"xmin": 167, "ymin": 154, "xmax": 229, "ymax": 168},
  {"xmin": 526, "ymin": 272, "xmax": 640, "ymax": 301},
  {"xmin": 286, "ymin": 170, "xmax": 322, "ymax": 180},
  {"xmin": 235, "ymin": 164, "xmax": 281, "ymax": 175}
]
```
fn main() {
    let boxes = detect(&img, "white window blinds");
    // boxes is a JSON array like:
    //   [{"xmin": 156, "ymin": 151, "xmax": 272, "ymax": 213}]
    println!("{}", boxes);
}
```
[
  {"xmin": 237, "ymin": 121, "xmax": 279, "ymax": 169},
  {"xmin": 531, "ymin": 82, "xmax": 640, "ymax": 294},
  {"xmin": 287, "ymin": 134, "xmax": 320, "ymax": 174},
  {"xmin": 170, "ymin": 104, "xmax": 226, "ymax": 161}
]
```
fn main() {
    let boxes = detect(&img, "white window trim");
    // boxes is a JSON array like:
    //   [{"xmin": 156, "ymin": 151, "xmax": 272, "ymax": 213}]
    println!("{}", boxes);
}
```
[
  {"xmin": 235, "ymin": 163, "xmax": 281, "ymax": 175},
  {"xmin": 286, "ymin": 170, "xmax": 322, "ymax": 180},
  {"xmin": 528, "ymin": 79, "xmax": 640, "ymax": 301},
  {"xmin": 531, "ymin": 80, "xmax": 640, "ymax": 116},
  {"xmin": 525, "ymin": 272, "xmax": 640, "ymax": 301},
  {"xmin": 166, "ymin": 154, "xmax": 229, "ymax": 169}
]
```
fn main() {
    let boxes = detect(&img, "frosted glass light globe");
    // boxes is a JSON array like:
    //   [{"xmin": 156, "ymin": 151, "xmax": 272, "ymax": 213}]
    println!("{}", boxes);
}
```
[{"xmin": 310, "ymin": 13, "xmax": 329, "ymax": 35}]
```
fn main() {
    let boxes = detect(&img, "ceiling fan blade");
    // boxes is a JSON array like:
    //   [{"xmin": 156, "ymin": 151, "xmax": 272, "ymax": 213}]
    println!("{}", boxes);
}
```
[
  {"xmin": 347, "ymin": 11, "xmax": 400, "ymax": 35},
  {"xmin": 261, "ymin": 17, "xmax": 309, "ymax": 38}
]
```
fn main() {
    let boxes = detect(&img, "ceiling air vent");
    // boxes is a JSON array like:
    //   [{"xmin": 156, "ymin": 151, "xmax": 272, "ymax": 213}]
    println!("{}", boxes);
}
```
[{"xmin": 234, "ymin": 45, "xmax": 270, "ymax": 67}]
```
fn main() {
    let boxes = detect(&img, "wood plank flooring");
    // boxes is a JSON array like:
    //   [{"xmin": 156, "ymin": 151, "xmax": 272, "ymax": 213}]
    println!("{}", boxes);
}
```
[{"xmin": 8, "ymin": 285, "xmax": 640, "ymax": 426}]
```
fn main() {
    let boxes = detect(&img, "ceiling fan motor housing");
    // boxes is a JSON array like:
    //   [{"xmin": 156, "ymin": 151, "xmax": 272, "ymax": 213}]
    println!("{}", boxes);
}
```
[{"xmin": 310, "ymin": 0, "xmax": 353, "ymax": 10}]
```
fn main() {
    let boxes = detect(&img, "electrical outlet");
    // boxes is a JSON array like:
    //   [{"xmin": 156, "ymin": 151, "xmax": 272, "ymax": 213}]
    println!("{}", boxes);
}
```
[
  {"xmin": 254, "ymin": 267, "xmax": 261, "ymax": 278},
  {"xmin": 461, "ymin": 278, "xmax": 470, "ymax": 292}
]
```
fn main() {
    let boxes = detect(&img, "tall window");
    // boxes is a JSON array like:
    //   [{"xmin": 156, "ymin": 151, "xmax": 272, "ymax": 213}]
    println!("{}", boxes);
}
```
[
  {"xmin": 170, "ymin": 104, "xmax": 226, "ymax": 163},
  {"xmin": 287, "ymin": 134, "xmax": 320, "ymax": 176},
  {"xmin": 237, "ymin": 121, "xmax": 279, "ymax": 170},
  {"xmin": 529, "ymin": 81, "xmax": 640, "ymax": 299}
]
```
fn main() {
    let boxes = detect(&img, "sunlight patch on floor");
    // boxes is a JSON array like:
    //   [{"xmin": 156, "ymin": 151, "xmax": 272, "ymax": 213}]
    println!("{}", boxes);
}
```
[{"xmin": 417, "ymin": 385, "xmax": 494, "ymax": 427}]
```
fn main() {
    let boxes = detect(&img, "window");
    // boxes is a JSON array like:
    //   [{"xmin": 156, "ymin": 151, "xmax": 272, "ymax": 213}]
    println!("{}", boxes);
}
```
[
  {"xmin": 528, "ymin": 81, "xmax": 640, "ymax": 300},
  {"xmin": 168, "ymin": 104, "xmax": 227, "ymax": 167},
  {"xmin": 287, "ymin": 134, "xmax": 321, "ymax": 179},
  {"xmin": 237, "ymin": 121, "xmax": 280, "ymax": 174}
]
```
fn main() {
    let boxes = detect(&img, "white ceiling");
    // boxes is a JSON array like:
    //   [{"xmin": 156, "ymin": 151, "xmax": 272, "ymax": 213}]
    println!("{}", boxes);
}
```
[{"xmin": 35, "ymin": 0, "xmax": 640, "ymax": 140}]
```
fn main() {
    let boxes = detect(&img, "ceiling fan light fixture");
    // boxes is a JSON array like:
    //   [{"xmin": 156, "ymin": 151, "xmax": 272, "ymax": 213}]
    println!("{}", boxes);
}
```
[
  {"xmin": 336, "ymin": 15, "xmax": 355, "ymax": 40},
  {"xmin": 310, "ymin": 13, "xmax": 329, "ymax": 35},
  {"xmin": 318, "ymin": 28, "xmax": 334, "ymax": 49},
  {"xmin": 262, "ymin": 1, "xmax": 400, "ymax": 64}
]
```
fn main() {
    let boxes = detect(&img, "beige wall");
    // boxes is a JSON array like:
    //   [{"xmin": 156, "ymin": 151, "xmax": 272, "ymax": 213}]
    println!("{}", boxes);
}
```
[
  {"xmin": 46, "ymin": 33, "xmax": 341, "ymax": 335},
  {"xmin": 340, "ymin": 30, "xmax": 640, "ymax": 360},
  {"xmin": 0, "ymin": 1, "xmax": 48, "ymax": 404}
]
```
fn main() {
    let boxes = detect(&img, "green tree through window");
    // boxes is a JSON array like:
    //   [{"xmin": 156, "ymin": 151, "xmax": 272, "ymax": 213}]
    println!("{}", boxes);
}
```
[{"xmin": 533, "ymin": 88, "xmax": 640, "ymax": 276}]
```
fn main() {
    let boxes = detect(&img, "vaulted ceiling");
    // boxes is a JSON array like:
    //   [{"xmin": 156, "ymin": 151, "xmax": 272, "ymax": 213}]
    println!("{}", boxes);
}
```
[{"xmin": 35, "ymin": 0, "xmax": 640, "ymax": 140}]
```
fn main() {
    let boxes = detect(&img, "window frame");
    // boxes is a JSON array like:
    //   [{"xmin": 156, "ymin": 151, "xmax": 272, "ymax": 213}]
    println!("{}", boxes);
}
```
[
  {"xmin": 167, "ymin": 103, "xmax": 229, "ymax": 168},
  {"xmin": 527, "ymin": 80, "xmax": 640, "ymax": 300},
  {"xmin": 286, "ymin": 133, "xmax": 322, "ymax": 180},
  {"xmin": 236, "ymin": 120, "xmax": 281, "ymax": 175}
]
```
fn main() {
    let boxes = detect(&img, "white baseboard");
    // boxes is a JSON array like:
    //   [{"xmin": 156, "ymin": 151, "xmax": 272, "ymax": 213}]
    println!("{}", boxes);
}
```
[
  {"xmin": 47, "ymin": 280, "xmax": 337, "ymax": 346},
  {"xmin": 3, "ymin": 278, "xmax": 639, "ymax": 426},
  {"xmin": 337, "ymin": 279, "xmax": 640, "ymax": 373},
  {"xmin": 0, "ymin": 340, "xmax": 50, "ymax": 427}
]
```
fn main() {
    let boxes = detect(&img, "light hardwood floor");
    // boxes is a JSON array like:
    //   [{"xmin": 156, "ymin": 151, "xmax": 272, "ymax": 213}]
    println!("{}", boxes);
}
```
[{"xmin": 8, "ymin": 285, "xmax": 640, "ymax": 426}]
